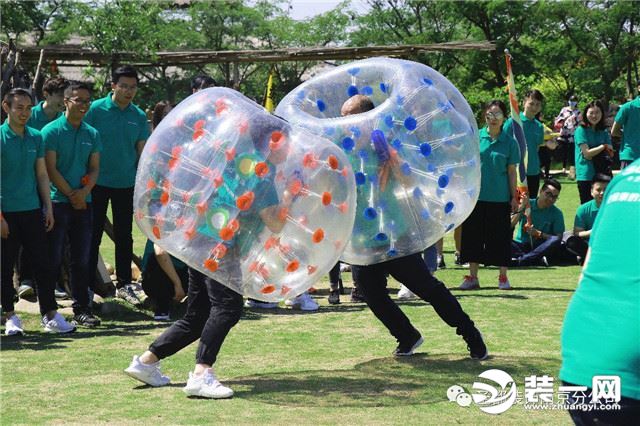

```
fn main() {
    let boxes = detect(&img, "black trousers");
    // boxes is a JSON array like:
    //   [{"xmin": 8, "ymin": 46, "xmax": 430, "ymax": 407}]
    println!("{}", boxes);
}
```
[
  {"xmin": 329, "ymin": 262, "xmax": 340, "ymax": 285},
  {"xmin": 149, "ymin": 268, "xmax": 243, "ymax": 366},
  {"xmin": 527, "ymin": 174, "xmax": 541, "ymax": 198},
  {"xmin": 89, "ymin": 185, "xmax": 134, "ymax": 286},
  {"xmin": 577, "ymin": 181, "xmax": 593, "ymax": 205},
  {"xmin": 351, "ymin": 253, "xmax": 475, "ymax": 346},
  {"xmin": 461, "ymin": 201, "xmax": 512, "ymax": 267},
  {"xmin": 1, "ymin": 209, "xmax": 57, "ymax": 315},
  {"xmin": 141, "ymin": 255, "xmax": 189, "ymax": 313}
]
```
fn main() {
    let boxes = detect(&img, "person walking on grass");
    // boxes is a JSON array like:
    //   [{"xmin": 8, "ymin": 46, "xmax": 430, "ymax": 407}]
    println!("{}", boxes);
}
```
[{"xmin": 1, "ymin": 88, "xmax": 76, "ymax": 336}]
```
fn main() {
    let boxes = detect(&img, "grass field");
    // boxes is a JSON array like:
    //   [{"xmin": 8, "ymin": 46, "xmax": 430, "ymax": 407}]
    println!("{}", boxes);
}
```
[{"xmin": 1, "ymin": 177, "xmax": 583, "ymax": 425}]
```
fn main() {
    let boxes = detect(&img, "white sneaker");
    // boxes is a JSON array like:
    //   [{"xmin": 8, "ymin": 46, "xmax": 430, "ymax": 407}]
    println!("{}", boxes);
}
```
[
  {"xmin": 124, "ymin": 355, "xmax": 170, "ymax": 387},
  {"xmin": 397, "ymin": 285, "xmax": 416, "ymax": 300},
  {"xmin": 459, "ymin": 276, "xmax": 480, "ymax": 290},
  {"xmin": 42, "ymin": 312, "xmax": 76, "ymax": 334},
  {"xmin": 498, "ymin": 276, "xmax": 512, "ymax": 290},
  {"xmin": 244, "ymin": 299, "xmax": 278, "ymax": 309},
  {"xmin": 285, "ymin": 292, "xmax": 319, "ymax": 311},
  {"xmin": 183, "ymin": 369, "xmax": 233, "ymax": 399},
  {"xmin": 5, "ymin": 314, "xmax": 24, "ymax": 336}
]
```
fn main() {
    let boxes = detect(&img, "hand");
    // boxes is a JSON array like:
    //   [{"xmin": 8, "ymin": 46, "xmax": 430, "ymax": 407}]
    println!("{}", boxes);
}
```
[
  {"xmin": 510, "ymin": 197, "xmax": 520, "ymax": 213},
  {"xmin": 69, "ymin": 190, "xmax": 87, "ymax": 210},
  {"xmin": 173, "ymin": 284, "xmax": 186, "ymax": 302},
  {"xmin": 44, "ymin": 208, "xmax": 55, "ymax": 232},
  {"xmin": 603, "ymin": 145, "xmax": 614, "ymax": 157},
  {"xmin": 526, "ymin": 226, "xmax": 543, "ymax": 239},
  {"xmin": 1, "ymin": 216, "xmax": 9, "ymax": 239}
]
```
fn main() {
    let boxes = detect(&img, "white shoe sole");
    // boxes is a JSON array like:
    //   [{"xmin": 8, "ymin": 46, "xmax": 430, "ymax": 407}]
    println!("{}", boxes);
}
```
[
  {"xmin": 183, "ymin": 386, "xmax": 233, "ymax": 399},
  {"xmin": 124, "ymin": 368, "xmax": 169, "ymax": 387}
]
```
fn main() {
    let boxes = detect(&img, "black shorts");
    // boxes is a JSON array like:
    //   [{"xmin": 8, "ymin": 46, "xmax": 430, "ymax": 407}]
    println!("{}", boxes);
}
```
[{"xmin": 460, "ymin": 201, "xmax": 512, "ymax": 267}]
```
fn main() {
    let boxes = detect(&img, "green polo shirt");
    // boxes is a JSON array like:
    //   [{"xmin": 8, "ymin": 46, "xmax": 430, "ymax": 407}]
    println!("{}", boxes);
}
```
[
  {"xmin": 514, "ymin": 197, "xmax": 564, "ymax": 247},
  {"xmin": 561, "ymin": 159, "xmax": 640, "ymax": 399},
  {"xmin": 84, "ymin": 94, "xmax": 150, "ymax": 188},
  {"xmin": 26, "ymin": 101, "xmax": 63, "ymax": 131},
  {"xmin": 42, "ymin": 115, "xmax": 102, "ymax": 203},
  {"xmin": 574, "ymin": 199, "xmax": 599, "ymax": 231},
  {"xmin": 574, "ymin": 126, "xmax": 611, "ymax": 181},
  {"xmin": 478, "ymin": 127, "xmax": 521, "ymax": 202},
  {"xmin": 0, "ymin": 122, "xmax": 44, "ymax": 212},
  {"xmin": 141, "ymin": 239, "xmax": 186, "ymax": 272},
  {"xmin": 614, "ymin": 96, "xmax": 640, "ymax": 161},
  {"xmin": 503, "ymin": 112, "xmax": 544, "ymax": 175}
]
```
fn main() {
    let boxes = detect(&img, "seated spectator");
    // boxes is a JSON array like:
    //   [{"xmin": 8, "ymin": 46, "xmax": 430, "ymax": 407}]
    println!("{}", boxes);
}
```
[
  {"xmin": 511, "ymin": 178, "xmax": 564, "ymax": 266},
  {"xmin": 564, "ymin": 174, "xmax": 611, "ymax": 264},
  {"xmin": 140, "ymin": 240, "xmax": 188, "ymax": 321}
]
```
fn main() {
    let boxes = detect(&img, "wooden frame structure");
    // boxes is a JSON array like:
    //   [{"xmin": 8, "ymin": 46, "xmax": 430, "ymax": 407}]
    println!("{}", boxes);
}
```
[{"xmin": 14, "ymin": 41, "xmax": 495, "ymax": 67}]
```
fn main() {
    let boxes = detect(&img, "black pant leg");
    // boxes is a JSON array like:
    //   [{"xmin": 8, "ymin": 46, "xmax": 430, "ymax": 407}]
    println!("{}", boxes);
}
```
[
  {"xmin": 111, "ymin": 187, "xmax": 134, "ymax": 284},
  {"xmin": 1, "ymin": 213, "xmax": 22, "ymax": 313},
  {"xmin": 527, "ymin": 174, "xmax": 541, "ymax": 198},
  {"xmin": 328, "ymin": 262, "xmax": 341, "ymax": 285},
  {"xmin": 141, "ymin": 255, "xmax": 176, "ymax": 313},
  {"xmin": 352, "ymin": 262, "xmax": 419, "ymax": 346},
  {"xmin": 89, "ymin": 185, "xmax": 110, "ymax": 290},
  {"xmin": 149, "ymin": 267, "xmax": 210, "ymax": 360},
  {"xmin": 20, "ymin": 210, "xmax": 57, "ymax": 315},
  {"xmin": 577, "ymin": 181, "xmax": 593, "ymax": 205},
  {"xmin": 388, "ymin": 254, "xmax": 475, "ymax": 335},
  {"xmin": 194, "ymin": 274, "xmax": 243, "ymax": 365}
]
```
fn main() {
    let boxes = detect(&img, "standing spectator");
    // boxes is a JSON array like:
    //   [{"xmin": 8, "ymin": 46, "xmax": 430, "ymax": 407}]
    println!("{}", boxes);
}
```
[
  {"xmin": 554, "ymin": 95, "xmax": 580, "ymax": 180},
  {"xmin": 560, "ymin": 159, "xmax": 640, "ymax": 424},
  {"xmin": 564, "ymin": 173, "xmax": 611, "ymax": 263},
  {"xmin": 503, "ymin": 89, "xmax": 546, "ymax": 196},
  {"xmin": 510, "ymin": 179, "xmax": 565, "ymax": 267},
  {"xmin": 43, "ymin": 82, "xmax": 102, "ymax": 327},
  {"xmin": 17, "ymin": 77, "xmax": 69, "ymax": 300},
  {"xmin": 460, "ymin": 100, "xmax": 520, "ymax": 290},
  {"xmin": 1, "ymin": 88, "xmax": 76, "ymax": 335},
  {"xmin": 27, "ymin": 77, "xmax": 68, "ymax": 130},
  {"xmin": 190, "ymin": 75, "xmax": 217, "ymax": 94},
  {"xmin": 84, "ymin": 65, "xmax": 150, "ymax": 305},
  {"xmin": 574, "ymin": 100, "xmax": 613, "ymax": 204},
  {"xmin": 611, "ymin": 80, "xmax": 640, "ymax": 169}
]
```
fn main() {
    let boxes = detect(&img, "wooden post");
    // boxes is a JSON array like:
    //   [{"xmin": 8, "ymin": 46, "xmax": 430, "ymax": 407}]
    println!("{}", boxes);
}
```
[{"xmin": 32, "ymin": 48, "xmax": 45, "ymax": 101}]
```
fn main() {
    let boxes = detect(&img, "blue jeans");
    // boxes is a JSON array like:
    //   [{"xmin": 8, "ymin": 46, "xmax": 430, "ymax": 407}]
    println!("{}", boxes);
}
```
[
  {"xmin": 511, "ymin": 235, "xmax": 561, "ymax": 266},
  {"xmin": 49, "ymin": 203, "xmax": 93, "ymax": 312}
]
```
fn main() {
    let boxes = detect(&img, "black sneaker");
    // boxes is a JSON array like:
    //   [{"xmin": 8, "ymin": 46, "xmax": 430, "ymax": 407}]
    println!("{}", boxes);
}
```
[
  {"xmin": 116, "ymin": 284, "xmax": 142, "ymax": 306},
  {"xmin": 328, "ymin": 289, "xmax": 340, "ymax": 305},
  {"xmin": 73, "ymin": 311, "xmax": 101, "ymax": 327},
  {"xmin": 463, "ymin": 328, "xmax": 488, "ymax": 360},
  {"xmin": 454, "ymin": 252, "xmax": 463, "ymax": 266},
  {"xmin": 350, "ymin": 287, "xmax": 366, "ymax": 303},
  {"xmin": 393, "ymin": 334, "xmax": 424, "ymax": 356}
]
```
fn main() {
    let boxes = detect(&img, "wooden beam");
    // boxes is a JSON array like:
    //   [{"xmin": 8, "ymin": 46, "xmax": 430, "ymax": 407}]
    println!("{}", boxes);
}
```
[{"xmin": 15, "ymin": 41, "xmax": 495, "ymax": 67}]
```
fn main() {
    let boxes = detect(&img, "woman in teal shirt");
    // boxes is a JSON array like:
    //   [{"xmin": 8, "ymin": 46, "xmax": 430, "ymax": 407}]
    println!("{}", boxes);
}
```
[
  {"xmin": 574, "ymin": 100, "xmax": 612, "ymax": 204},
  {"xmin": 460, "ymin": 100, "xmax": 520, "ymax": 291}
]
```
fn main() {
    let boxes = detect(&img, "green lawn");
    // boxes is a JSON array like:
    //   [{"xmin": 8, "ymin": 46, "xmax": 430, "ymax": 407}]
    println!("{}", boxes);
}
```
[{"xmin": 1, "ymin": 177, "xmax": 583, "ymax": 425}]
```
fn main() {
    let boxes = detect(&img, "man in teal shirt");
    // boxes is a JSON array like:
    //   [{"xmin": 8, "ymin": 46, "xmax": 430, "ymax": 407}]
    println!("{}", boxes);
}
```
[
  {"xmin": 561, "ymin": 158, "xmax": 640, "ymax": 423},
  {"xmin": 27, "ymin": 77, "xmax": 68, "ymax": 131},
  {"xmin": 84, "ymin": 65, "xmax": 150, "ymax": 304},
  {"xmin": 564, "ymin": 174, "xmax": 611, "ymax": 263},
  {"xmin": 612, "ymin": 80, "xmax": 640, "ymax": 168},
  {"xmin": 1, "ymin": 88, "xmax": 76, "ymax": 335},
  {"xmin": 503, "ymin": 89, "xmax": 557, "ymax": 196},
  {"xmin": 43, "ymin": 82, "xmax": 102, "ymax": 327},
  {"xmin": 510, "ymin": 178, "xmax": 565, "ymax": 266}
]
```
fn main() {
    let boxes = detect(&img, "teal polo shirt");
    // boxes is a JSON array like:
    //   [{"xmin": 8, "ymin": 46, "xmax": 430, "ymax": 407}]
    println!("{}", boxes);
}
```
[
  {"xmin": 26, "ymin": 101, "xmax": 63, "ymax": 131},
  {"xmin": 478, "ymin": 127, "xmax": 521, "ymax": 202},
  {"xmin": 514, "ymin": 197, "xmax": 565, "ymax": 246},
  {"xmin": 561, "ymin": 159, "xmax": 640, "ymax": 399},
  {"xmin": 614, "ymin": 96, "xmax": 640, "ymax": 161},
  {"xmin": 574, "ymin": 126, "xmax": 611, "ymax": 181},
  {"xmin": 503, "ymin": 112, "xmax": 544, "ymax": 175},
  {"xmin": 84, "ymin": 94, "xmax": 150, "ymax": 188},
  {"xmin": 0, "ymin": 122, "xmax": 44, "ymax": 212},
  {"xmin": 42, "ymin": 115, "xmax": 102, "ymax": 203},
  {"xmin": 573, "ymin": 199, "xmax": 599, "ymax": 231},
  {"xmin": 141, "ymin": 239, "xmax": 186, "ymax": 272}
]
